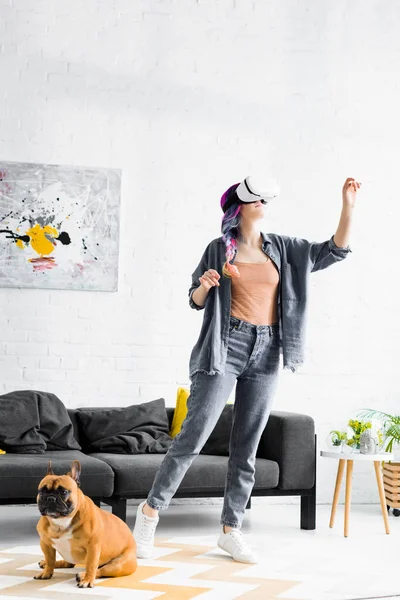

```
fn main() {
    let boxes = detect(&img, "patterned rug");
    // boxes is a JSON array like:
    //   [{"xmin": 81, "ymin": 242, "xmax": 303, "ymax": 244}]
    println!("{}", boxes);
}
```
[{"xmin": 0, "ymin": 541, "xmax": 300, "ymax": 600}]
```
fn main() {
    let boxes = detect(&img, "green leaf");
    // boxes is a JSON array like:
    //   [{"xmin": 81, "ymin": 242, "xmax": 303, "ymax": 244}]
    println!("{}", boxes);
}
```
[{"xmin": 356, "ymin": 408, "xmax": 392, "ymax": 421}]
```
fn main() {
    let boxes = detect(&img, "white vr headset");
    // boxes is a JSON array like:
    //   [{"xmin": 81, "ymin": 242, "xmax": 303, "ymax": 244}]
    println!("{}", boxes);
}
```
[{"xmin": 222, "ymin": 176, "xmax": 280, "ymax": 213}]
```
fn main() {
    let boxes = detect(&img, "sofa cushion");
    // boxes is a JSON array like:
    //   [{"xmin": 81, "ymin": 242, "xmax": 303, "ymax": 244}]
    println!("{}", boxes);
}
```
[
  {"xmin": 67, "ymin": 409, "xmax": 81, "ymax": 446},
  {"xmin": 67, "ymin": 408, "xmax": 175, "ymax": 442},
  {"xmin": 89, "ymin": 453, "xmax": 279, "ymax": 495},
  {"xmin": 0, "ymin": 390, "xmax": 81, "ymax": 453},
  {"xmin": 75, "ymin": 399, "xmax": 172, "ymax": 454},
  {"xmin": 0, "ymin": 451, "xmax": 114, "ymax": 499}
]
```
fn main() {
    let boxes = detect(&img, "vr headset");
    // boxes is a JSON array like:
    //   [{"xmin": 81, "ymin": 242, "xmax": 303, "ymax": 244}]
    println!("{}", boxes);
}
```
[{"xmin": 222, "ymin": 176, "xmax": 280, "ymax": 213}]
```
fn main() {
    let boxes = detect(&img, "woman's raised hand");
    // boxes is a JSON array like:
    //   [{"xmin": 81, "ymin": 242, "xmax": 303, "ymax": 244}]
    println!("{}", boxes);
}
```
[{"xmin": 199, "ymin": 269, "xmax": 220, "ymax": 290}]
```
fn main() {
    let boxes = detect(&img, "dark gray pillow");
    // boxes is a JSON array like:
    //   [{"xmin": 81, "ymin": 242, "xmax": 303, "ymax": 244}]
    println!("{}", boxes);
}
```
[
  {"xmin": 76, "ymin": 398, "xmax": 172, "ymax": 454},
  {"xmin": 200, "ymin": 405, "xmax": 233, "ymax": 456},
  {"xmin": 0, "ymin": 390, "xmax": 81, "ymax": 453}
]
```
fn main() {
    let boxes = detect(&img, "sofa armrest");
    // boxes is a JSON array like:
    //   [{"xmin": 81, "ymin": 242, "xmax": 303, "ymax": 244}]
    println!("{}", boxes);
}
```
[{"xmin": 257, "ymin": 411, "xmax": 315, "ymax": 490}]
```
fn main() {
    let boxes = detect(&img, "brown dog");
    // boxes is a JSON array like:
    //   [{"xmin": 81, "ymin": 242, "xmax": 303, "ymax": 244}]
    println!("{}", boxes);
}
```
[{"xmin": 35, "ymin": 460, "xmax": 137, "ymax": 588}]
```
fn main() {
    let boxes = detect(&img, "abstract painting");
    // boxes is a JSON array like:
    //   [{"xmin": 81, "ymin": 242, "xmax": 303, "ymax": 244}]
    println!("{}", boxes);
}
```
[{"xmin": 0, "ymin": 161, "xmax": 121, "ymax": 291}]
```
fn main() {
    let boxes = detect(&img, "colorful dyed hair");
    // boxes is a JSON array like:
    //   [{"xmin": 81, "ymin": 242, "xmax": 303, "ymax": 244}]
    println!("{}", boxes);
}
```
[{"xmin": 220, "ymin": 184, "xmax": 241, "ymax": 278}]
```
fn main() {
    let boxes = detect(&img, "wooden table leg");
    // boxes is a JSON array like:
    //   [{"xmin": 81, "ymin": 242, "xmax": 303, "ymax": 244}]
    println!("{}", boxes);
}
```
[
  {"xmin": 374, "ymin": 461, "xmax": 390, "ymax": 535},
  {"xmin": 344, "ymin": 460, "xmax": 353, "ymax": 537},
  {"xmin": 330, "ymin": 459, "xmax": 345, "ymax": 528}
]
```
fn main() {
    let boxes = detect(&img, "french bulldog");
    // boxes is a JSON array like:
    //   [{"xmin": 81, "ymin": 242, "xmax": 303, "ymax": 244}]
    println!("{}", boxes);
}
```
[{"xmin": 35, "ymin": 460, "xmax": 137, "ymax": 588}]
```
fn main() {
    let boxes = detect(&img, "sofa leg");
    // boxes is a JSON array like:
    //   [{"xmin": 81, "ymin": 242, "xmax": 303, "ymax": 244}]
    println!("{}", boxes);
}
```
[
  {"xmin": 301, "ymin": 491, "xmax": 316, "ymax": 530},
  {"xmin": 246, "ymin": 497, "xmax": 252, "ymax": 510},
  {"xmin": 110, "ymin": 498, "xmax": 127, "ymax": 523}
]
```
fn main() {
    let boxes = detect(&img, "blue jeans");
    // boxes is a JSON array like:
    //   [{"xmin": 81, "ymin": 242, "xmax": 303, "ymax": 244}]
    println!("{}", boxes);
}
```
[{"xmin": 146, "ymin": 316, "xmax": 281, "ymax": 528}]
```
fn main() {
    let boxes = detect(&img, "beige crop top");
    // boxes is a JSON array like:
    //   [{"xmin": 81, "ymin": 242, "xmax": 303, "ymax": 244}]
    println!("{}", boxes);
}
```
[{"xmin": 230, "ymin": 259, "xmax": 280, "ymax": 326}]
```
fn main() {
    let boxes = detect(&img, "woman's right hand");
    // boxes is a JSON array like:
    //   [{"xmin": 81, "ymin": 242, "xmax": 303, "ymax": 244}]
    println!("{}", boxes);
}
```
[{"xmin": 199, "ymin": 269, "xmax": 220, "ymax": 290}]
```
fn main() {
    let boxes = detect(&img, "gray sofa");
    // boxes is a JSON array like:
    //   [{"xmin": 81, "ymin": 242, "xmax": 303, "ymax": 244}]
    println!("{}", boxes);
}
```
[{"xmin": 0, "ymin": 406, "xmax": 316, "ymax": 529}]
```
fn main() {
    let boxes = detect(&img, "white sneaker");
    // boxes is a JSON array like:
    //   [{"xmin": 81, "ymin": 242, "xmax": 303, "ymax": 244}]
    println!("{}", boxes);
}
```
[
  {"xmin": 217, "ymin": 528, "xmax": 259, "ymax": 563},
  {"xmin": 133, "ymin": 501, "xmax": 159, "ymax": 559}
]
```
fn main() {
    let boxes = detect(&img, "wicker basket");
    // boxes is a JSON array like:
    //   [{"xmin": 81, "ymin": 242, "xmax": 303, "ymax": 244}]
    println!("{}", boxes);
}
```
[{"xmin": 382, "ymin": 461, "xmax": 400, "ymax": 513}]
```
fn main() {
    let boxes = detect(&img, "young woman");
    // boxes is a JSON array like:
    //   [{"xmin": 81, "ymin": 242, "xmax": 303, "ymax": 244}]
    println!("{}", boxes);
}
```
[{"xmin": 133, "ymin": 176, "xmax": 360, "ymax": 563}]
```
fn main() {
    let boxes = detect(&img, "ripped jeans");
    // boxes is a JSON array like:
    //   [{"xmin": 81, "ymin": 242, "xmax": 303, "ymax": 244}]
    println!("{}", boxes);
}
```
[{"xmin": 146, "ymin": 316, "xmax": 281, "ymax": 529}]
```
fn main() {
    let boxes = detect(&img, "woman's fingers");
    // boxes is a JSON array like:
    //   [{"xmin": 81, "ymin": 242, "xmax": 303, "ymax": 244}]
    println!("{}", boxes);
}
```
[
  {"xmin": 345, "ymin": 177, "xmax": 361, "ymax": 188},
  {"xmin": 204, "ymin": 275, "xmax": 219, "ymax": 287},
  {"xmin": 207, "ymin": 269, "xmax": 220, "ymax": 284},
  {"xmin": 199, "ymin": 270, "xmax": 220, "ymax": 288},
  {"xmin": 208, "ymin": 270, "xmax": 220, "ymax": 286},
  {"xmin": 199, "ymin": 277, "xmax": 212, "ymax": 289}
]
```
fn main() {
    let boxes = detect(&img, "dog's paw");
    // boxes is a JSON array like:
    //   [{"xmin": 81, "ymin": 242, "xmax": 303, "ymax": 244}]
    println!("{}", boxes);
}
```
[
  {"xmin": 76, "ymin": 572, "xmax": 94, "ymax": 588},
  {"xmin": 34, "ymin": 570, "xmax": 53, "ymax": 580},
  {"xmin": 38, "ymin": 560, "xmax": 46, "ymax": 569}
]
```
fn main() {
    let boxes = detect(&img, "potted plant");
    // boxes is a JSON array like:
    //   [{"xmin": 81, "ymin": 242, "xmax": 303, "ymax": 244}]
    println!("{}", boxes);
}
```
[
  {"xmin": 356, "ymin": 410, "xmax": 400, "ymax": 454},
  {"xmin": 346, "ymin": 419, "xmax": 384, "ymax": 451},
  {"xmin": 357, "ymin": 409, "xmax": 400, "ymax": 516},
  {"xmin": 327, "ymin": 429, "xmax": 347, "ymax": 453}
]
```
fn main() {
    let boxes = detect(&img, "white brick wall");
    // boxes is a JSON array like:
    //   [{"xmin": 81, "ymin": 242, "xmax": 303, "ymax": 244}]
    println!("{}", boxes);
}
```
[{"xmin": 1, "ymin": 0, "xmax": 399, "ymax": 503}]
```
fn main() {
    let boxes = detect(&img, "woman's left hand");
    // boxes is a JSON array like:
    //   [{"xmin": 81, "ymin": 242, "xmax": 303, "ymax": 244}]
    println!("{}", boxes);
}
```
[{"xmin": 342, "ymin": 177, "xmax": 361, "ymax": 209}]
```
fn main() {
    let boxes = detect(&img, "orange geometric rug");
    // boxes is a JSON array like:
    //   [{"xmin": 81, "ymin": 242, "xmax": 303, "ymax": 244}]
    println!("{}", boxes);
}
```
[{"xmin": 0, "ymin": 541, "xmax": 301, "ymax": 599}]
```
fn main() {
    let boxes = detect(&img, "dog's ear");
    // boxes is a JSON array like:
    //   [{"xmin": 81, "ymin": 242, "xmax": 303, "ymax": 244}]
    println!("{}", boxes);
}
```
[
  {"xmin": 68, "ymin": 460, "xmax": 81, "ymax": 487},
  {"xmin": 46, "ymin": 461, "xmax": 54, "ymax": 475}
]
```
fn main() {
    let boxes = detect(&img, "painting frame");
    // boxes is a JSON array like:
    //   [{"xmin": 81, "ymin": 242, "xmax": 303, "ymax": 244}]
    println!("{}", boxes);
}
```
[{"xmin": 0, "ymin": 160, "xmax": 122, "ymax": 292}]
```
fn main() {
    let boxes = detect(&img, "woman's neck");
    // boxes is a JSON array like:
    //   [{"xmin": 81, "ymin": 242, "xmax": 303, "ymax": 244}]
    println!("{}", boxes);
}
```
[{"xmin": 239, "ymin": 225, "xmax": 262, "ymax": 248}]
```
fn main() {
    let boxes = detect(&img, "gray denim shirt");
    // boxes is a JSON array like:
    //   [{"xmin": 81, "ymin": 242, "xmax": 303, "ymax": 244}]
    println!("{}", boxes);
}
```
[{"xmin": 188, "ymin": 232, "xmax": 351, "ymax": 378}]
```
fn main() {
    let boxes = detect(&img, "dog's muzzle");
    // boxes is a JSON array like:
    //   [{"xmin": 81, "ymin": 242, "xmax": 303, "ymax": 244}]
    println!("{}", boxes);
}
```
[{"xmin": 38, "ymin": 493, "xmax": 72, "ymax": 517}]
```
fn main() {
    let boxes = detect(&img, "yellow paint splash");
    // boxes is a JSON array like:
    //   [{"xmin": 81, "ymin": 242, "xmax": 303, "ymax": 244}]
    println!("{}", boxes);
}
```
[{"xmin": 25, "ymin": 224, "xmax": 59, "ymax": 256}]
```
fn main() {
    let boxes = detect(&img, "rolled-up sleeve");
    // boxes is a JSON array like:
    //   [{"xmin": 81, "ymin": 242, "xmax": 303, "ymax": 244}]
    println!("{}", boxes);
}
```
[
  {"xmin": 284, "ymin": 234, "xmax": 352, "ymax": 273},
  {"xmin": 310, "ymin": 235, "xmax": 352, "ymax": 272},
  {"xmin": 189, "ymin": 285, "xmax": 204, "ymax": 310},
  {"xmin": 188, "ymin": 243, "xmax": 211, "ymax": 310}
]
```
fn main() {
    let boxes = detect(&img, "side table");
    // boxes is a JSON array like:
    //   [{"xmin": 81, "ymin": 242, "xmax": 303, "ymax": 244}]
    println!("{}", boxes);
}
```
[{"xmin": 320, "ymin": 450, "xmax": 394, "ymax": 537}]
